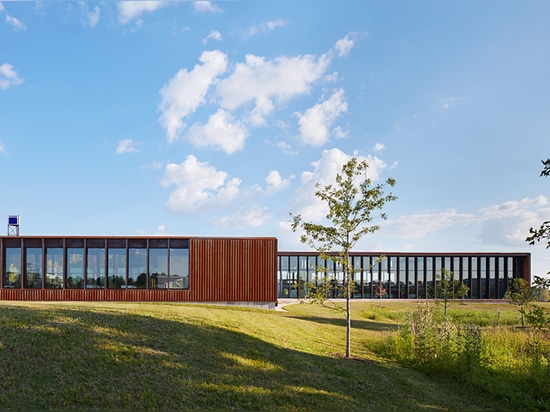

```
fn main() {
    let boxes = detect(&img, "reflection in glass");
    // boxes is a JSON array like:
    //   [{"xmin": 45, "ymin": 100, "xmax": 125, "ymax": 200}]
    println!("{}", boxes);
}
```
[
  {"xmin": 149, "ymin": 248, "xmax": 168, "ymax": 289},
  {"xmin": 46, "ymin": 248, "xmax": 64, "ymax": 288},
  {"xmin": 169, "ymin": 248, "xmax": 189, "ymax": 289},
  {"xmin": 128, "ymin": 248, "xmax": 147, "ymax": 289},
  {"xmin": 87, "ymin": 248, "xmax": 105, "ymax": 288},
  {"xmin": 108, "ymin": 248, "xmax": 127, "ymax": 289},
  {"xmin": 5, "ymin": 247, "xmax": 21, "ymax": 288},
  {"xmin": 67, "ymin": 248, "xmax": 84, "ymax": 288},
  {"xmin": 26, "ymin": 248, "xmax": 42, "ymax": 288}
]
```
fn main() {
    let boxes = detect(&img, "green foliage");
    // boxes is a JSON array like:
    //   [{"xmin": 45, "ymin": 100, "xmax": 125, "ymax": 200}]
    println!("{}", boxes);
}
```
[
  {"xmin": 376, "ymin": 302, "xmax": 550, "ymax": 410},
  {"xmin": 526, "ymin": 158, "xmax": 550, "ymax": 275},
  {"xmin": 505, "ymin": 278, "xmax": 535, "ymax": 327},
  {"xmin": 290, "ymin": 157, "xmax": 396, "ymax": 358},
  {"xmin": 433, "ymin": 268, "xmax": 470, "ymax": 321}
]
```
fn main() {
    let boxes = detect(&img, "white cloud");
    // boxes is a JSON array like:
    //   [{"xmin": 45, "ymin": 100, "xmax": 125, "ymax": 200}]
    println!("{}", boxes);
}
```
[
  {"xmin": 202, "ymin": 29, "xmax": 222, "ymax": 44},
  {"xmin": 478, "ymin": 196, "xmax": 550, "ymax": 246},
  {"xmin": 211, "ymin": 207, "xmax": 270, "ymax": 228},
  {"xmin": 80, "ymin": 2, "xmax": 100, "ymax": 28},
  {"xmin": 0, "ymin": 141, "xmax": 6, "ymax": 155},
  {"xmin": 333, "ymin": 34, "xmax": 356, "ymax": 57},
  {"xmin": 292, "ymin": 148, "xmax": 389, "ymax": 222},
  {"xmin": 217, "ymin": 52, "xmax": 331, "ymax": 125},
  {"xmin": 1, "ymin": 3, "xmax": 26, "ymax": 31},
  {"xmin": 158, "ymin": 50, "xmax": 228, "ymax": 142},
  {"xmin": 186, "ymin": 109, "xmax": 248, "ymax": 154},
  {"xmin": 383, "ymin": 210, "xmax": 477, "ymax": 239},
  {"xmin": 5, "ymin": 14, "xmax": 26, "ymax": 31},
  {"xmin": 380, "ymin": 196, "xmax": 550, "ymax": 249},
  {"xmin": 244, "ymin": 19, "xmax": 286, "ymax": 38},
  {"xmin": 296, "ymin": 88, "xmax": 348, "ymax": 146},
  {"xmin": 265, "ymin": 170, "xmax": 290, "ymax": 193},
  {"xmin": 0, "ymin": 63, "xmax": 23, "ymax": 90},
  {"xmin": 161, "ymin": 155, "xmax": 241, "ymax": 213},
  {"xmin": 116, "ymin": 139, "xmax": 140, "ymax": 154},
  {"xmin": 118, "ymin": 1, "xmax": 167, "ymax": 24},
  {"xmin": 373, "ymin": 143, "xmax": 385, "ymax": 153},
  {"xmin": 193, "ymin": 1, "xmax": 221, "ymax": 13}
]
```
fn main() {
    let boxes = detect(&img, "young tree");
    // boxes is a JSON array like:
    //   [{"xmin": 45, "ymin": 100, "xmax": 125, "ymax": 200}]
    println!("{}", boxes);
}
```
[
  {"xmin": 290, "ymin": 157, "xmax": 397, "ymax": 358},
  {"xmin": 433, "ymin": 268, "xmax": 470, "ymax": 322},
  {"xmin": 526, "ymin": 158, "xmax": 550, "ymax": 275},
  {"xmin": 504, "ymin": 278, "xmax": 534, "ymax": 328}
]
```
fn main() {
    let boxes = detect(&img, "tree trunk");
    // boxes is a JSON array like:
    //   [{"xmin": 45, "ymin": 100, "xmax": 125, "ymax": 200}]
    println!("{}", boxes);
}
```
[{"xmin": 346, "ymin": 287, "xmax": 351, "ymax": 358}]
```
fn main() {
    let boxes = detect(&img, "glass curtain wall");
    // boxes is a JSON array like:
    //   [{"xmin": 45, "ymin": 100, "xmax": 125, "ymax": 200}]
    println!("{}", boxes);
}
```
[
  {"xmin": 46, "ymin": 248, "xmax": 63, "ymax": 288},
  {"xmin": 67, "ymin": 248, "xmax": 84, "ymax": 288},
  {"xmin": 25, "ymin": 247, "xmax": 42, "ymax": 288}
]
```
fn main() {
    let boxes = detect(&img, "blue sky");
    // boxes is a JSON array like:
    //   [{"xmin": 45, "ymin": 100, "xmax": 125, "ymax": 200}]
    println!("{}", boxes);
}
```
[{"xmin": 1, "ymin": 1, "xmax": 549, "ymax": 276}]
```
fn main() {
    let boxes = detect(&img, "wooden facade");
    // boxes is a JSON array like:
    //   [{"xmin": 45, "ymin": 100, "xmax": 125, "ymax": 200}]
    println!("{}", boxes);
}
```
[{"xmin": 0, "ymin": 236, "xmax": 278, "ymax": 306}]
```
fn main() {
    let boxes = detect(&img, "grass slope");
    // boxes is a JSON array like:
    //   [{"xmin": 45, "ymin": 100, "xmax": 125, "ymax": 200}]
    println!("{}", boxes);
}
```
[{"xmin": 0, "ymin": 301, "xmax": 498, "ymax": 411}]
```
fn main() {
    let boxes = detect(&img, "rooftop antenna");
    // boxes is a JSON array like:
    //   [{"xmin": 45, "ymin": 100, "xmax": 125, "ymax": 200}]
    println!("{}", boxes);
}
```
[{"xmin": 7, "ymin": 215, "xmax": 19, "ymax": 236}]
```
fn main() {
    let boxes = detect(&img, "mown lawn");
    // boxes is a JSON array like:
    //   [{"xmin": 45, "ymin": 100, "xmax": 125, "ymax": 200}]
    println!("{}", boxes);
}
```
[{"xmin": 0, "ymin": 300, "xmax": 520, "ymax": 411}]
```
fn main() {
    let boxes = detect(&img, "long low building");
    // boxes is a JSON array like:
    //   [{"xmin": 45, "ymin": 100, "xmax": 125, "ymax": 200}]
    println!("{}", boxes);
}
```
[
  {"xmin": 278, "ymin": 251, "xmax": 531, "ymax": 300},
  {"xmin": 0, "ymin": 236, "xmax": 531, "ymax": 304}
]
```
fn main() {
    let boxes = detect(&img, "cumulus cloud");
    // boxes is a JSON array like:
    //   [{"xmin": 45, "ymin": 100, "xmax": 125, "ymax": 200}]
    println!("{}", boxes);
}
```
[
  {"xmin": 296, "ymin": 88, "xmax": 348, "ymax": 146},
  {"xmin": 118, "ymin": 1, "xmax": 167, "ymax": 24},
  {"xmin": 193, "ymin": 1, "xmax": 221, "ymax": 13},
  {"xmin": 186, "ymin": 109, "xmax": 248, "ymax": 154},
  {"xmin": 265, "ymin": 170, "xmax": 290, "ymax": 193},
  {"xmin": 202, "ymin": 30, "xmax": 222, "ymax": 44},
  {"xmin": 116, "ymin": 139, "xmax": 140, "ymax": 154},
  {"xmin": 161, "ymin": 155, "xmax": 241, "ymax": 213},
  {"xmin": 0, "ymin": 63, "xmax": 23, "ymax": 90},
  {"xmin": 217, "ymin": 52, "xmax": 331, "ymax": 125},
  {"xmin": 292, "ymin": 148, "xmax": 389, "ymax": 222},
  {"xmin": 158, "ymin": 33, "xmax": 358, "ymax": 151},
  {"xmin": 159, "ymin": 50, "xmax": 228, "ymax": 142},
  {"xmin": 333, "ymin": 33, "xmax": 356, "ymax": 57}
]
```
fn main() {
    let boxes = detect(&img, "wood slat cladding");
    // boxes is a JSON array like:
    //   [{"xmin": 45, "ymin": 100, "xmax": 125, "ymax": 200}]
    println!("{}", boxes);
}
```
[
  {"xmin": 189, "ymin": 237, "xmax": 278, "ymax": 303},
  {"xmin": 0, "ymin": 236, "xmax": 278, "ymax": 304}
]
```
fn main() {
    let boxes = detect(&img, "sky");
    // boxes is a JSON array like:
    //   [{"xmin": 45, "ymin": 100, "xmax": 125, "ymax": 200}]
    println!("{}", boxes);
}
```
[{"xmin": 1, "ymin": 1, "xmax": 549, "ymax": 277}]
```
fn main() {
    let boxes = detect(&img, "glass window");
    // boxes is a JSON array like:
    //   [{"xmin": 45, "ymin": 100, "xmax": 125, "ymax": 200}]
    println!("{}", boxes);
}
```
[
  {"xmin": 108, "ymin": 248, "xmax": 127, "ymax": 289},
  {"xmin": 149, "ymin": 248, "xmax": 168, "ymax": 289},
  {"xmin": 25, "ymin": 247, "xmax": 42, "ymax": 288},
  {"xmin": 67, "ymin": 248, "xmax": 84, "ymax": 288},
  {"xmin": 46, "ymin": 248, "xmax": 64, "ymax": 288},
  {"xmin": 399, "ymin": 257, "xmax": 407, "ymax": 298},
  {"xmin": 471, "ymin": 257, "xmax": 479, "ymax": 299},
  {"xmin": 169, "ymin": 248, "xmax": 189, "ymax": 289},
  {"xmin": 417, "ymin": 257, "xmax": 425, "ymax": 299},
  {"xmin": 87, "ymin": 248, "xmax": 105, "ymax": 288},
  {"xmin": 408, "ymin": 257, "xmax": 416, "ymax": 298},
  {"xmin": 4, "ymin": 247, "xmax": 21, "ymax": 288},
  {"xmin": 128, "ymin": 248, "xmax": 147, "ymax": 289}
]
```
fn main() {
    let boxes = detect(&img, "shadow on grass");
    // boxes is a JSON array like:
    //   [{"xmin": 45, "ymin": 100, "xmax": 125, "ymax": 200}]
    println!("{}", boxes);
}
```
[
  {"xmin": 286, "ymin": 315, "xmax": 399, "ymax": 332},
  {"xmin": 0, "ymin": 304, "xmax": 490, "ymax": 411}
]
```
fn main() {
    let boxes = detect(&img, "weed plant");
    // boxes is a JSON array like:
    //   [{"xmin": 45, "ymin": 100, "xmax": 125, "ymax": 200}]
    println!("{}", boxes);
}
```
[{"xmin": 375, "ymin": 302, "xmax": 550, "ymax": 410}]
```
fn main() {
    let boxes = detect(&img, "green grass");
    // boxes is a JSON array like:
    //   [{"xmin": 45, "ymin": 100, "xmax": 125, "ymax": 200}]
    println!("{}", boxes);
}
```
[{"xmin": 0, "ymin": 300, "xmax": 526, "ymax": 411}]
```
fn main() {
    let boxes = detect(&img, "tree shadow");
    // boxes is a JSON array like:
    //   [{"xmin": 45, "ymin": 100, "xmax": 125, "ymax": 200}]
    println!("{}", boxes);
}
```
[{"xmin": 0, "ymin": 304, "xmax": 490, "ymax": 411}]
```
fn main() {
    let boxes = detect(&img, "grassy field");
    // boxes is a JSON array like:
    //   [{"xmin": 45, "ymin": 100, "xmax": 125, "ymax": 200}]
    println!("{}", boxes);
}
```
[{"xmin": 0, "ymin": 300, "xmax": 533, "ymax": 411}]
